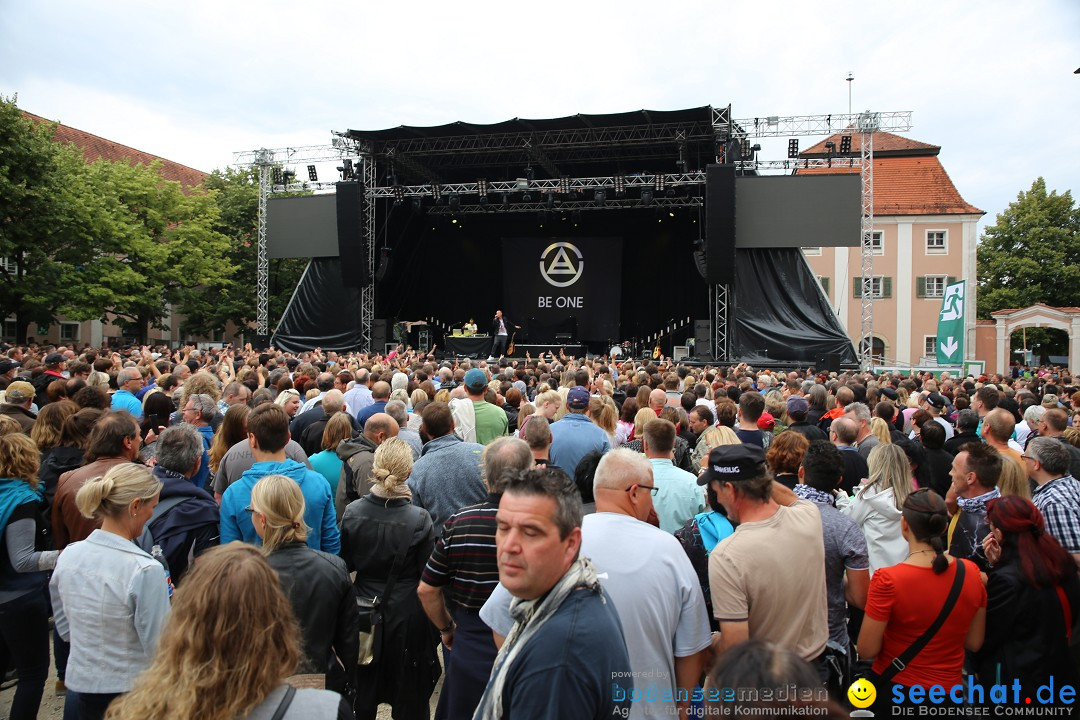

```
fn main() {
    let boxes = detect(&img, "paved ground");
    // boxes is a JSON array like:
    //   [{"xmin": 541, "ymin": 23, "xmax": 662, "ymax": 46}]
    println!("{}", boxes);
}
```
[{"xmin": 0, "ymin": 648, "xmax": 444, "ymax": 718}]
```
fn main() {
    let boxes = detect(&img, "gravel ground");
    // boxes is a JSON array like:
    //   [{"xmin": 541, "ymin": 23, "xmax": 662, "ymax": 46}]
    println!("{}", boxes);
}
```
[{"xmin": 0, "ymin": 648, "xmax": 444, "ymax": 719}]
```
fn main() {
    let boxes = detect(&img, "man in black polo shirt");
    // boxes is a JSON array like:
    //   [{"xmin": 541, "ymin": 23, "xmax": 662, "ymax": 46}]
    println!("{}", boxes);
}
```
[{"xmin": 418, "ymin": 437, "xmax": 534, "ymax": 720}]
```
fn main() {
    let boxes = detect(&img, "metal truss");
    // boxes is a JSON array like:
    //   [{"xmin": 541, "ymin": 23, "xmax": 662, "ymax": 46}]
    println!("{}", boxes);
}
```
[
  {"xmin": 426, "ymin": 197, "xmax": 703, "ymax": 215},
  {"xmin": 732, "ymin": 112, "xmax": 912, "ymax": 138},
  {"xmin": 713, "ymin": 285, "xmax": 729, "ymax": 362},
  {"xmin": 254, "ymin": 150, "xmax": 272, "ymax": 336},
  {"xmin": 363, "ymin": 172, "xmax": 706, "ymax": 199},
  {"xmin": 361, "ymin": 145, "xmax": 376, "ymax": 351},
  {"xmin": 233, "ymin": 141, "xmax": 360, "ymax": 167},
  {"xmin": 858, "ymin": 113, "xmax": 878, "ymax": 369}
]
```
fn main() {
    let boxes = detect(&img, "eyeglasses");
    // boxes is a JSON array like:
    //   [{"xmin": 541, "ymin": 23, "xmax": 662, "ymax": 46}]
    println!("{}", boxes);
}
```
[
  {"xmin": 626, "ymin": 483, "xmax": 659, "ymax": 496},
  {"xmin": 244, "ymin": 506, "xmax": 255, "ymax": 514}
]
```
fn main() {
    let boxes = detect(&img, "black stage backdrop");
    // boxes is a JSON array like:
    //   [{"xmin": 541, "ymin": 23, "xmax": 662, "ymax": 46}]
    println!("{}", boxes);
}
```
[
  {"xmin": 501, "ymin": 236, "xmax": 622, "ymax": 343},
  {"xmin": 373, "ymin": 208, "xmax": 704, "ymax": 350}
]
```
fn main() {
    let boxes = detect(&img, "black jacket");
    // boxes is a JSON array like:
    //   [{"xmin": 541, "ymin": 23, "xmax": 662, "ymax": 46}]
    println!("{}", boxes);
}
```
[
  {"xmin": 943, "ymin": 430, "xmax": 980, "ymax": 456},
  {"xmin": 267, "ymin": 542, "xmax": 359, "ymax": 694}
]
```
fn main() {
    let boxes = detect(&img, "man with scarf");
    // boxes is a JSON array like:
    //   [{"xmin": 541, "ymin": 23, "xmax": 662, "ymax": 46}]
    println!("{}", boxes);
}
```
[
  {"xmin": 146, "ymin": 425, "xmax": 220, "ymax": 585},
  {"xmin": 947, "ymin": 442, "xmax": 1002, "ymax": 572},
  {"xmin": 473, "ymin": 467, "xmax": 631, "ymax": 720}
]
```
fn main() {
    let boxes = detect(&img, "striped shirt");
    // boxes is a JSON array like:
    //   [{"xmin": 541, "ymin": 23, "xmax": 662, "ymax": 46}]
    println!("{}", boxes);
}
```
[
  {"xmin": 1033, "ymin": 476, "xmax": 1080, "ymax": 554},
  {"xmin": 420, "ymin": 494, "xmax": 500, "ymax": 610}
]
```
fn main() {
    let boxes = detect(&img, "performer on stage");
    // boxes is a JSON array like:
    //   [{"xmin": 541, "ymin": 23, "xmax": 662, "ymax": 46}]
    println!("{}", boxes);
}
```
[
  {"xmin": 463, "ymin": 318, "xmax": 477, "ymax": 336},
  {"xmin": 489, "ymin": 310, "xmax": 519, "ymax": 360}
]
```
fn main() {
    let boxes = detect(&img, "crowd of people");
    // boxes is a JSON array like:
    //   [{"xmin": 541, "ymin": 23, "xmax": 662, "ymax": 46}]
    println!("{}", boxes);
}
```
[{"xmin": 0, "ymin": 341, "xmax": 1079, "ymax": 718}]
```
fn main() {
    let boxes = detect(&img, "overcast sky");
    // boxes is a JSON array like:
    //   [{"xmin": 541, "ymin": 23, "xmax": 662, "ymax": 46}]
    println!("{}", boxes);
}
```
[{"xmin": 2, "ymin": 0, "xmax": 1078, "ymax": 233}]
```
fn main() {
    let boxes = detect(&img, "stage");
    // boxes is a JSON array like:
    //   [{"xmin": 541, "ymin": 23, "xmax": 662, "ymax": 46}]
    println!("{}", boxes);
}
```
[{"xmin": 442, "ymin": 336, "xmax": 586, "ymax": 359}]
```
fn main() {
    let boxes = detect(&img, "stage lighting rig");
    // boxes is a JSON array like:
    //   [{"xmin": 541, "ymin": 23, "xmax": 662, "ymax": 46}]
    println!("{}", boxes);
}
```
[
  {"xmin": 640, "ymin": 189, "xmax": 654, "ymax": 207},
  {"xmin": 614, "ymin": 175, "xmax": 626, "ymax": 197},
  {"xmin": 432, "ymin": 184, "xmax": 443, "ymax": 202},
  {"xmin": 595, "ymin": 189, "xmax": 607, "ymax": 206},
  {"xmin": 839, "ymin": 135, "xmax": 852, "ymax": 154},
  {"xmin": 393, "ymin": 185, "xmax": 406, "ymax": 205},
  {"xmin": 307, "ymin": 165, "xmax": 318, "ymax": 182},
  {"xmin": 787, "ymin": 139, "xmax": 799, "ymax": 158}
]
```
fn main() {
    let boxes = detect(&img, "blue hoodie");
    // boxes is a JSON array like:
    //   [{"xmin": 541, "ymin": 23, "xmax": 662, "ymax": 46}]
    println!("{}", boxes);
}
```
[
  {"xmin": 219, "ymin": 458, "xmax": 340, "ymax": 554},
  {"xmin": 190, "ymin": 424, "xmax": 214, "ymax": 491}
]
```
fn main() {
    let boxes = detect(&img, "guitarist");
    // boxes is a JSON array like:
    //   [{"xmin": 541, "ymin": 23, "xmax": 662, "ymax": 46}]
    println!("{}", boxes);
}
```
[{"xmin": 489, "ymin": 309, "xmax": 520, "ymax": 360}]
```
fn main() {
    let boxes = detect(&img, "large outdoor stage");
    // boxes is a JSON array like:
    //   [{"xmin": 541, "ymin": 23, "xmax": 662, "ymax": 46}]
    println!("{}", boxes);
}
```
[{"xmin": 265, "ymin": 106, "xmax": 859, "ymax": 367}]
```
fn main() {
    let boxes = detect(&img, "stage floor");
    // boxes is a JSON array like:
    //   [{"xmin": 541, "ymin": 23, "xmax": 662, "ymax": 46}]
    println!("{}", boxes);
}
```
[{"xmin": 441, "ymin": 337, "xmax": 585, "ymax": 358}]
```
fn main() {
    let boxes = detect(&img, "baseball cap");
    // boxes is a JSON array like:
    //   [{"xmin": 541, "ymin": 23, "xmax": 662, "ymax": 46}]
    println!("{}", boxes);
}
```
[
  {"xmin": 698, "ymin": 444, "xmax": 767, "ymax": 486},
  {"xmin": 567, "ymin": 386, "xmax": 591, "ymax": 410},
  {"xmin": 44, "ymin": 353, "xmax": 65, "ymax": 366},
  {"xmin": 786, "ymin": 396, "xmax": 809, "ymax": 414},
  {"xmin": 464, "ymin": 368, "xmax": 488, "ymax": 391},
  {"xmin": 926, "ymin": 393, "xmax": 947, "ymax": 409},
  {"xmin": 757, "ymin": 411, "xmax": 775, "ymax": 431},
  {"xmin": 5, "ymin": 381, "xmax": 34, "ymax": 404},
  {"xmin": 0, "ymin": 360, "xmax": 19, "ymax": 374},
  {"xmin": 880, "ymin": 387, "xmax": 899, "ymax": 401},
  {"xmin": 1042, "ymin": 394, "xmax": 1060, "ymax": 408}
]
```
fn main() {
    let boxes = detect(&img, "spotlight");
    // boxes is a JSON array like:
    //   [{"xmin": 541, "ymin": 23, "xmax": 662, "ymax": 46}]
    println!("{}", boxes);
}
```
[
  {"xmin": 640, "ymin": 189, "xmax": 654, "ymax": 207},
  {"xmin": 787, "ymin": 139, "xmax": 799, "ymax": 159},
  {"xmin": 272, "ymin": 167, "xmax": 283, "ymax": 185},
  {"xmin": 654, "ymin": 175, "xmax": 666, "ymax": 192},
  {"xmin": 595, "ymin": 189, "xmax": 607, "ymax": 206},
  {"xmin": 342, "ymin": 159, "xmax": 354, "ymax": 180},
  {"xmin": 560, "ymin": 177, "xmax": 571, "ymax": 195},
  {"xmin": 448, "ymin": 194, "xmax": 461, "ymax": 210},
  {"xmin": 614, "ymin": 175, "xmax": 626, "ymax": 197},
  {"xmin": 824, "ymin": 141, "xmax": 837, "ymax": 157},
  {"xmin": 432, "ymin": 184, "xmax": 442, "ymax": 202},
  {"xmin": 477, "ymin": 178, "xmax": 489, "ymax": 196},
  {"xmin": 411, "ymin": 197, "xmax": 422, "ymax": 213},
  {"xmin": 525, "ymin": 166, "xmax": 535, "ymax": 182},
  {"xmin": 393, "ymin": 185, "xmax": 406, "ymax": 204},
  {"xmin": 480, "ymin": 195, "xmax": 490, "ymax": 209},
  {"xmin": 307, "ymin": 165, "xmax": 318, "ymax": 182},
  {"xmin": 501, "ymin": 193, "xmax": 511, "ymax": 209},
  {"xmin": 740, "ymin": 140, "xmax": 753, "ymax": 161},
  {"xmin": 839, "ymin": 135, "xmax": 852, "ymax": 154}
]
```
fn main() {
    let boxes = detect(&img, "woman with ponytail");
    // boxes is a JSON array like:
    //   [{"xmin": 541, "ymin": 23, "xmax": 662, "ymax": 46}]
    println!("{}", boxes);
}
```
[
  {"xmin": 339, "ymin": 437, "xmax": 439, "ymax": 720},
  {"xmin": 49, "ymin": 463, "xmax": 170, "ymax": 720},
  {"xmin": 249, "ymin": 474, "xmax": 359, "ymax": 695},
  {"xmin": 977, "ymin": 496, "xmax": 1080, "ymax": 693},
  {"xmin": 857, "ymin": 489, "xmax": 986, "ymax": 705}
]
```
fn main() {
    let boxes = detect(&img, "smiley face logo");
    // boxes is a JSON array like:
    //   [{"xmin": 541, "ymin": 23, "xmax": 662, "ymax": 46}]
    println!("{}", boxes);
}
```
[{"xmin": 847, "ymin": 678, "xmax": 876, "ymax": 709}]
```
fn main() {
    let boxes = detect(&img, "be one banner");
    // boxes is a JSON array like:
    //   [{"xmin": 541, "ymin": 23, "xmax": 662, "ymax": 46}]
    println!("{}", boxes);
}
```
[
  {"xmin": 936, "ymin": 280, "xmax": 965, "ymax": 364},
  {"xmin": 501, "ymin": 237, "xmax": 622, "ymax": 343}
]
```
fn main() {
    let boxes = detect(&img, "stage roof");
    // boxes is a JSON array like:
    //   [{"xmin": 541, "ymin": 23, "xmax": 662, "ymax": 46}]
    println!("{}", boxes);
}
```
[{"xmin": 341, "ymin": 106, "xmax": 725, "ymax": 184}]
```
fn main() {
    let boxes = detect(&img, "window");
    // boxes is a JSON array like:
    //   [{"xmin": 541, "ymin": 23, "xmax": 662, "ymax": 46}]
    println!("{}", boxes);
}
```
[
  {"xmin": 1, "ymin": 321, "xmax": 15, "ymax": 341},
  {"xmin": 926, "ymin": 230, "xmax": 947, "ymax": 254},
  {"xmin": 870, "ymin": 231, "xmax": 884, "ymax": 255},
  {"xmin": 917, "ymin": 275, "xmax": 956, "ymax": 298},
  {"xmin": 801, "ymin": 246, "xmax": 822, "ymax": 256},
  {"xmin": 817, "ymin": 276, "xmax": 830, "ymax": 298},
  {"xmin": 853, "ymin": 276, "xmax": 892, "ymax": 299},
  {"xmin": 925, "ymin": 336, "xmax": 938, "ymax": 357},
  {"xmin": 59, "ymin": 323, "xmax": 79, "ymax": 341},
  {"xmin": 0, "ymin": 257, "xmax": 14, "ymax": 275}
]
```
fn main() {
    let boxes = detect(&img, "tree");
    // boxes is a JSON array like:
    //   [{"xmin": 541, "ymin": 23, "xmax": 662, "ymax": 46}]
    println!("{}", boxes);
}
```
[
  {"xmin": 0, "ymin": 95, "xmax": 99, "ymax": 343},
  {"xmin": 977, "ymin": 178, "xmax": 1080, "ymax": 318},
  {"xmin": 181, "ymin": 167, "xmax": 306, "ymax": 338},
  {"xmin": 61, "ymin": 159, "xmax": 237, "ymax": 345}
]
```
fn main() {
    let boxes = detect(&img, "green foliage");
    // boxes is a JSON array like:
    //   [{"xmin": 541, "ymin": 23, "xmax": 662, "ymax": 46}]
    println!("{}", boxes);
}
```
[
  {"xmin": 182, "ymin": 167, "xmax": 306, "ymax": 337},
  {"xmin": 977, "ymin": 178, "xmax": 1080, "ymax": 319}
]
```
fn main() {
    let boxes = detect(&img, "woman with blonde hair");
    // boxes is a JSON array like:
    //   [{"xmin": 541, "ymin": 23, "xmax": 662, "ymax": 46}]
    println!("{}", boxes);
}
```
[
  {"xmin": 518, "ymin": 389, "xmax": 561, "ymax": 439},
  {"xmin": 869, "ymin": 416, "xmax": 893, "ymax": 446},
  {"xmin": 340, "ymin": 437, "xmax": 438, "ymax": 719},
  {"xmin": 249, "ymin": 474, "xmax": 358, "ymax": 695},
  {"xmin": 30, "ymin": 399, "xmax": 77, "ymax": 466},
  {"xmin": 836, "ymin": 443, "xmax": 912, "ymax": 573},
  {"xmin": 0, "ymin": 434, "xmax": 59, "ymax": 720},
  {"xmin": 996, "ymin": 458, "xmax": 1031, "ymax": 500},
  {"xmin": 622, "ymin": 408, "xmax": 658, "ymax": 453},
  {"xmin": 410, "ymin": 388, "xmax": 427, "ymax": 410},
  {"xmin": 588, "ymin": 396, "xmax": 618, "ymax": 446},
  {"xmin": 274, "ymin": 388, "xmax": 302, "ymax": 419},
  {"xmin": 105, "ymin": 543, "xmax": 348, "ymax": 720},
  {"xmin": 695, "ymin": 425, "xmax": 742, "ymax": 473},
  {"xmin": 51, "ymin": 463, "xmax": 169, "ymax": 720}
]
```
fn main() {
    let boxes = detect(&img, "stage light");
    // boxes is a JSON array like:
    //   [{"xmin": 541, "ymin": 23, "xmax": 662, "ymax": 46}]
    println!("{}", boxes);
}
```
[
  {"xmin": 546, "ymin": 194, "xmax": 555, "ymax": 210},
  {"xmin": 451, "ymin": 218, "xmax": 458, "ymax": 224},
  {"xmin": 640, "ymin": 189, "xmax": 654, "ymax": 207},
  {"xmin": 824, "ymin": 141, "xmax": 836, "ymax": 156},
  {"xmin": 393, "ymin": 185, "xmax": 406, "ymax": 204},
  {"xmin": 479, "ymin": 195, "xmax": 490, "ymax": 209},
  {"xmin": 449, "ymin": 194, "xmax": 461, "ymax": 210},
  {"xmin": 432, "ymin": 184, "xmax": 443, "ymax": 202},
  {"xmin": 272, "ymin": 167, "xmax": 283, "ymax": 185},
  {"xmin": 668, "ymin": 211, "xmax": 675, "ymax": 218},
  {"xmin": 501, "ymin": 193, "xmax": 511, "ymax": 209},
  {"xmin": 740, "ymin": 140, "xmax": 753, "ymax": 161},
  {"xmin": 839, "ymin": 135, "xmax": 852, "ymax": 154},
  {"xmin": 411, "ymin": 197, "xmax": 422, "ymax": 213},
  {"xmin": 515, "ymin": 177, "xmax": 529, "ymax": 191},
  {"xmin": 654, "ymin": 174, "xmax": 666, "ymax": 192},
  {"xmin": 560, "ymin": 177, "xmax": 571, "ymax": 195},
  {"xmin": 307, "ymin": 165, "xmax": 318, "ymax": 182},
  {"xmin": 614, "ymin": 175, "xmax": 626, "ymax": 196},
  {"xmin": 525, "ymin": 166, "xmax": 535, "ymax": 182},
  {"xmin": 477, "ymin": 178, "xmax": 489, "ymax": 196},
  {"xmin": 787, "ymin": 139, "xmax": 799, "ymax": 158},
  {"xmin": 342, "ymin": 159, "xmax": 354, "ymax": 180},
  {"xmin": 595, "ymin": 190, "xmax": 607, "ymax": 206}
]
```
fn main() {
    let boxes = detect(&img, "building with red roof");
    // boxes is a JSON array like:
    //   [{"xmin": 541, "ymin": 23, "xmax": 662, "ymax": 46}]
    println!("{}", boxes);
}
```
[{"xmin": 797, "ymin": 131, "xmax": 983, "ymax": 367}]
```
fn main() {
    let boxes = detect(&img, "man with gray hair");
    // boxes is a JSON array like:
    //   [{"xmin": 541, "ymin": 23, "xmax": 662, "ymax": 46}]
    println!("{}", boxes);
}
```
[
  {"xmin": 385, "ymin": 399, "xmax": 422, "ymax": 460},
  {"xmin": 298, "ymin": 371, "xmax": 336, "ymax": 414},
  {"xmin": 418, "ymin": 437, "xmax": 533, "ymax": 720},
  {"xmin": 181, "ymin": 393, "xmax": 217, "ymax": 491},
  {"xmin": 218, "ymin": 381, "xmax": 251, "ymax": 415},
  {"xmin": 147, "ymin": 425, "xmax": 220, "ymax": 585},
  {"xmin": 843, "ymin": 402, "xmax": 879, "ymax": 461},
  {"xmin": 1023, "ymin": 437, "xmax": 1080, "ymax": 564},
  {"xmin": 111, "ymin": 367, "xmax": 144, "ymax": 418}
]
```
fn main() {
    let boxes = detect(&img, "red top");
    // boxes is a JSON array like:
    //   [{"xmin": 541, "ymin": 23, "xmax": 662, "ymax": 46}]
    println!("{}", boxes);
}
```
[{"xmin": 866, "ymin": 559, "xmax": 986, "ymax": 687}]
